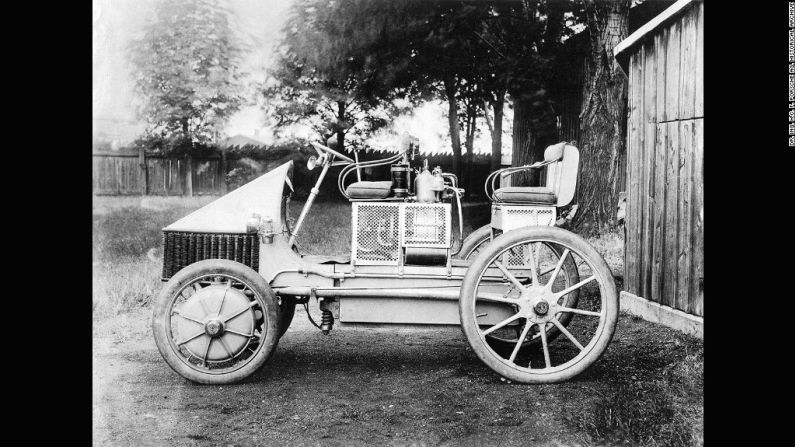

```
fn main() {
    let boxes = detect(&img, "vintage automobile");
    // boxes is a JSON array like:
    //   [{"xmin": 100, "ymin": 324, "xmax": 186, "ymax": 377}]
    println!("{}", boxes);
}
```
[{"xmin": 152, "ymin": 135, "xmax": 618, "ymax": 385}]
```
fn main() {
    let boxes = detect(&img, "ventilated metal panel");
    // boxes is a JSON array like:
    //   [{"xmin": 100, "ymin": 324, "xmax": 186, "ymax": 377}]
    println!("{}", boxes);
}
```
[
  {"xmin": 492, "ymin": 205, "xmax": 556, "ymax": 232},
  {"xmin": 162, "ymin": 231, "xmax": 259, "ymax": 280},
  {"xmin": 352, "ymin": 203, "xmax": 401, "ymax": 265},
  {"xmin": 403, "ymin": 204, "xmax": 450, "ymax": 247}
]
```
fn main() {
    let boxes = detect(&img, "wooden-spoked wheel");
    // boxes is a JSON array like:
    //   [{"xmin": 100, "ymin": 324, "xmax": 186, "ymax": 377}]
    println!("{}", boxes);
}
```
[
  {"xmin": 459, "ymin": 226, "xmax": 618, "ymax": 384},
  {"xmin": 152, "ymin": 259, "xmax": 281, "ymax": 384},
  {"xmin": 458, "ymin": 225, "xmax": 581, "ymax": 352}
]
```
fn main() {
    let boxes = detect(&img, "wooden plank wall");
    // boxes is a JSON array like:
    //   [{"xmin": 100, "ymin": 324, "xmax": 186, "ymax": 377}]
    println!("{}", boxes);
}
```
[{"xmin": 624, "ymin": 1, "xmax": 703, "ymax": 317}]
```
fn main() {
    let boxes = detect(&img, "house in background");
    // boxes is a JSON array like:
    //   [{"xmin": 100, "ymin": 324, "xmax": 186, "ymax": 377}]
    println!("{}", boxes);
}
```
[{"xmin": 614, "ymin": 0, "xmax": 703, "ymax": 337}]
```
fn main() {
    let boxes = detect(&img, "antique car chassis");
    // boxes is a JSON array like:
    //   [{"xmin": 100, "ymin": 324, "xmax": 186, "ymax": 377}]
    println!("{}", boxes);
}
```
[{"xmin": 152, "ymin": 141, "xmax": 618, "ymax": 385}]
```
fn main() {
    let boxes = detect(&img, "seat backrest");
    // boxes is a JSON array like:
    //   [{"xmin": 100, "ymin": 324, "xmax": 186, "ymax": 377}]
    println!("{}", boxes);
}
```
[{"xmin": 543, "ymin": 142, "xmax": 579, "ymax": 207}]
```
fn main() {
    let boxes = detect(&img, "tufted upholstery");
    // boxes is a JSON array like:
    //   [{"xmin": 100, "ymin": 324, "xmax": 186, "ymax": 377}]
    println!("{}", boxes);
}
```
[
  {"xmin": 493, "ymin": 186, "xmax": 556, "ymax": 204},
  {"xmin": 344, "ymin": 181, "xmax": 393, "ymax": 199}
]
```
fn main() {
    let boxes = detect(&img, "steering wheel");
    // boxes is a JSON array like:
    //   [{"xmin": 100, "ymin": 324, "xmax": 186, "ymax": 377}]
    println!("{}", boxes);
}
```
[{"xmin": 310, "ymin": 142, "xmax": 355, "ymax": 163}]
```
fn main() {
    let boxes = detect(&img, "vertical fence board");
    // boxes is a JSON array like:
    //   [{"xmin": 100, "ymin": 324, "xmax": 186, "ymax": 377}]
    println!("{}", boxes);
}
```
[
  {"xmin": 676, "ymin": 120, "xmax": 693, "ymax": 312},
  {"xmin": 690, "ymin": 118, "xmax": 704, "ymax": 316},
  {"xmin": 694, "ymin": 2, "xmax": 704, "ymax": 117},
  {"xmin": 632, "ymin": 47, "xmax": 645, "ymax": 295},
  {"xmin": 651, "ymin": 123, "xmax": 667, "ymax": 305},
  {"xmin": 624, "ymin": 53, "xmax": 638, "ymax": 293},
  {"xmin": 662, "ymin": 121, "xmax": 679, "ymax": 308},
  {"xmin": 665, "ymin": 20, "xmax": 681, "ymax": 122},
  {"xmin": 641, "ymin": 39, "xmax": 657, "ymax": 299},
  {"xmin": 679, "ymin": 7, "xmax": 697, "ymax": 120},
  {"xmin": 656, "ymin": 29, "xmax": 668, "ymax": 122}
]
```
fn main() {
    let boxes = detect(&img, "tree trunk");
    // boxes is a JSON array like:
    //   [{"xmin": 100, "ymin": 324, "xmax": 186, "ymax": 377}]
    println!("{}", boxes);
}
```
[
  {"xmin": 182, "ymin": 118, "xmax": 193, "ymax": 197},
  {"xmin": 510, "ymin": 95, "xmax": 542, "ymax": 186},
  {"xmin": 444, "ymin": 79, "xmax": 462, "ymax": 179},
  {"xmin": 463, "ymin": 109, "xmax": 476, "ymax": 199},
  {"xmin": 336, "ymin": 100, "xmax": 346, "ymax": 153},
  {"xmin": 572, "ymin": 0, "xmax": 629, "ymax": 233},
  {"xmin": 489, "ymin": 92, "xmax": 505, "ymax": 172}
]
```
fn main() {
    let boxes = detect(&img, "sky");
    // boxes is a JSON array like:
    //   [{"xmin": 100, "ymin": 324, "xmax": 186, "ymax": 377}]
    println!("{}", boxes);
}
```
[{"xmin": 92, "ymin": 0, "xmax": 510, "ymax": 157}]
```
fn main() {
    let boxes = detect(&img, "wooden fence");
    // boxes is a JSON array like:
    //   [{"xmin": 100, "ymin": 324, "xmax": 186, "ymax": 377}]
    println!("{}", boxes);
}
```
[
  {"xmin": 93, "ymin": 148, "xmax": 497, "ymax": 199},
  {"xmin": 93, "ymin": 149, "xmax": 228, "ymax": 196}
]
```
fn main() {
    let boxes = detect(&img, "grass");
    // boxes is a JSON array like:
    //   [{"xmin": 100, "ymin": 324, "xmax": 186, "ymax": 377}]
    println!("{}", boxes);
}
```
[
  {"xmin": 565, "ymin": 315, "xmax": 704, "ymax": 446},
  {"xmin": 93, "ymin": 195, "xmax": 702, "ymax": 446},
  {"xmin": 92, "ymin": 195, "xmax": 216, "ymax": 316}
]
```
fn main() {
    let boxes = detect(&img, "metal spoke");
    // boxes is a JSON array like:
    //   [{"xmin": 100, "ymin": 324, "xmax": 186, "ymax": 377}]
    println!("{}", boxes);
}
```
[
  {"xmin": 526, "ymin": 243, "xmax": 539, "ymax": 286},
  {"xmin": 554, "ymin": 276, "xmax": 597, "ymax": 299},
  {"xmin": 224, "ymin": 328, "xmax": 254, "ymax": 338},
  {"xmin": 476, "ymin": 292, "xmax": 519, "ymax": 305},
  {"xmin": 172, "ymin": 310, "xmax": 204, "ymax": 325},
  {"xmin": 176, "ymin": 331, "xmax": 205, "ymax": 346},
  {"xmin": 222, "ymin": 301, "xmax": 257, "ymax": 323},
  {"xmin": 538, "ymin": 266, "xmax": 556, "ymax": 278},
  {"xmin": 218, "ymin": 337, "xmax": 235, "ymax": 360},
  {"xmin": 482, "ymin": 312, "xmax": 523, "ymax": 336},
  {"xmin": 492, "ymin": 260, "xmax": 526, "ymax": 290},
  {"xmin": 557, "ymin": 306, "xmax": 601, "ymax": 317},
  {"xmin": 202, "ymin": 338, "xmax": 212, "ymax": 367},
  {"xmin": 508, "ymin": 321, "xmax": 533, "ymax": 363},
  {"xmin": 217, "ymin": 280, "xmax": 232, "ymax": 314},
  {"xmin": 551, "ymin": 319, "xmax": 584, "ymax": 350},
  {"xmin": 539, "ymin": 323, "xmax": 551, "ymax": 368},
  {"xmin": 546, "ymin": 248, "xmax": 570, "ymax": 289}
]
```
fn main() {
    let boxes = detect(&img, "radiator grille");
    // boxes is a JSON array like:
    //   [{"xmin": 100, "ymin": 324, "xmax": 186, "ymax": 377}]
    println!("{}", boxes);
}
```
[{"xmin": 161, "ymin": 231, "xmax": 259, "ymax": 280}]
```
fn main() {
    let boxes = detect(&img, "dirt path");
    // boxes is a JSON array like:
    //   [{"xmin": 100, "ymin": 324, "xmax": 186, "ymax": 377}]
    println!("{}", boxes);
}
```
[{"xmin": 93, "ymin": 306, "xmax": 702, "ymax": 447}]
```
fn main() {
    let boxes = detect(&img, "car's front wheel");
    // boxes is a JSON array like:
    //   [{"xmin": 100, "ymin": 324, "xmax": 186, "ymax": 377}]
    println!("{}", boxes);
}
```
[{"xmin": 152, "ymin": 259, "xmax": 281, "ymax": 384}]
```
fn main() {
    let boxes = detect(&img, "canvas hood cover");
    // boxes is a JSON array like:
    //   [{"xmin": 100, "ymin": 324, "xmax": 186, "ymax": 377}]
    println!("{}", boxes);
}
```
[{"xmin": 164, "ymin": 161, "xmax": 293, "ymax": 233}]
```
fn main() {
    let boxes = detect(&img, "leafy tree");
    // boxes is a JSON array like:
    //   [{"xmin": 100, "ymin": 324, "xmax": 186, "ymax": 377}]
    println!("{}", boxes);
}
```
[
  {"xmin": 265, "ymin": 0, "xmax": 409, "ymax": 154},
  {"xmin": 128, "ymin": 0, "xmax": 246, "ymax": 155}
]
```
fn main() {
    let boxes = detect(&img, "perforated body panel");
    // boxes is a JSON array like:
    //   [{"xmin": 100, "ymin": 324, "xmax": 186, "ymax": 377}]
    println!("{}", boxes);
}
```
[
  {"xmin": 352, "ymin": 203, "xmax": 401, "ymax": 265},
  {"xmin": 403, "ymin": 204, "xmax": 450, "ymax": 247},
  {"xmin": 491, "ymin": 204, "xmax": 556, "ymax": 233},
  {"xmin": 352, "ymin": 203, "xmax": 451, "ymax": 265}
]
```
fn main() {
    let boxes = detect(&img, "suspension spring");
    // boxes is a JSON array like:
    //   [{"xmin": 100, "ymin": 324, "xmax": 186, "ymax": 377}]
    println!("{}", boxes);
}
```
[{"xmin": 320, "ymin": 309, "xmax": 334, "ymax": 335}]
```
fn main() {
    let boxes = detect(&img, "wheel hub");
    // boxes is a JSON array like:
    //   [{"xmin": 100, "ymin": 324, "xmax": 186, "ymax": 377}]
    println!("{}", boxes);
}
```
[
  {"xmin": 204, "ymin": 319, "xmax": 224, "ymax": 337},
  {"xmin": 534, "ymin": 301, "xmax": 549, "ymax": 315},
  {"xmin": 517, "ymin": 287, "xmax": 558, "ymax": 323}
]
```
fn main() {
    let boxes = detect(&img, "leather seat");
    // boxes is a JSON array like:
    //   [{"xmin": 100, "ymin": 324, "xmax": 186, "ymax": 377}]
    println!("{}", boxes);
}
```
[
  {"xmin": 345, "ymin": 181, "xmax": 393, "ymax": 199},
  {"xmin": 493, "ymin": 186, "xmax": 556, "ymax": 204}
]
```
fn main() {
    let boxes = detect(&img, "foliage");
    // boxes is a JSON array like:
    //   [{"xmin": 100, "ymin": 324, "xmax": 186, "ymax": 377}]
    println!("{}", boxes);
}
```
[
  {"xmin": 128, "ymin": 0, "xmax": 247, "ymax": 153},
  {"xmin": 264, "ymin": 0, "xmax": 412, "ymax": 153}
]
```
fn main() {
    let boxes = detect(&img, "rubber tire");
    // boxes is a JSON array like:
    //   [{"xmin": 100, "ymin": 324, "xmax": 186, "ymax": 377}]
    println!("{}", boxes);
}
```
[
  {"xmin": 152, "ymin": 259, "xmax": 282, "ymax": 385},
  {"xmin": 458, "ymin": 224, "xmax": 580, "ymax": 352},
  {"xmin": 459, "ymin": 226, "xmax": 618, "ymax": 384},
  {"xmin": 278, "ymin": 298, "xmax": 296, "ymax": 337},
  {"xmin": 457, "ymin": 225, "xmax": 493, "ymax": 260}
]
